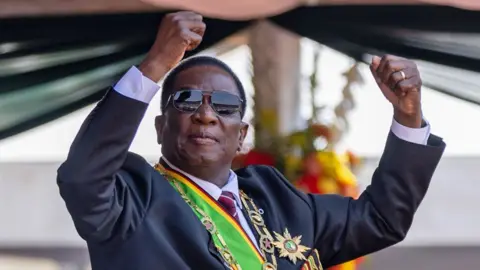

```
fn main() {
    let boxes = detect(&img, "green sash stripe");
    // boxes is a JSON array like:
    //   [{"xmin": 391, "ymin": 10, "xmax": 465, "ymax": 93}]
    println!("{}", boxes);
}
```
[{"xmin": 156, "ymin": 164, "xmax": 264, "ymax": 269}]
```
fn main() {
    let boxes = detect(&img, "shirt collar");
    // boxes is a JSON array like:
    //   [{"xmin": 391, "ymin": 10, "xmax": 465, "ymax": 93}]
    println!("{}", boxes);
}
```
[{"xmin": 161, "ymin": 157, "xmax": 242, "ymax": 208}]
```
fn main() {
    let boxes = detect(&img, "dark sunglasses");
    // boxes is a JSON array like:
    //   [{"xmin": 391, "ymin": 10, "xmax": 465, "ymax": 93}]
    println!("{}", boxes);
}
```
[{"xmin": 166, "ymin": 89, "xmax": 243, "ymax": 116}]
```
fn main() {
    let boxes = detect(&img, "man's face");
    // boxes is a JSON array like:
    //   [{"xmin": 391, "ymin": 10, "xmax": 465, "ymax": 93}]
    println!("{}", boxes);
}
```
[{"xmin": 156, "ymin": 65, "xmax": 248, "ymax": 168}]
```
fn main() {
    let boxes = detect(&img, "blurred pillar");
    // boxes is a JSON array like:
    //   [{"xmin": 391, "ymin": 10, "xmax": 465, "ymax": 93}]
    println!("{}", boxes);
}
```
[{"xmin": 248, "ymin": 20, "xmax": 302, "ymax": 148}]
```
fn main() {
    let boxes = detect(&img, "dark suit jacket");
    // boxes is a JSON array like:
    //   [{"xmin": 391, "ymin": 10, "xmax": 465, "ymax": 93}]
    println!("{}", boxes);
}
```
[{"xmin": 57, "ymin": 89, "xmax": 445, "ymax": 270}]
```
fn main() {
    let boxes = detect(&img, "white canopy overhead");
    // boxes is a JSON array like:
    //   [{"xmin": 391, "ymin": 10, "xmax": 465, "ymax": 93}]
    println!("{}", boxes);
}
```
[
  {"xmin": 141, "ymin": 0, "xmax": 480, "ymax": 19},
  {"xmin": 1, "ymin": 0, "xmax": 479, "ymax": 19}
]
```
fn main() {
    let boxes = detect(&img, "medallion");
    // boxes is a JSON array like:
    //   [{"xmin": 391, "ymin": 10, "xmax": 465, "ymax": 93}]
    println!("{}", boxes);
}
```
[
  {"xmin": 248, "ymin": 210, "xmax": 265, "ymax": 226},
  {"xmin": 262, "ymin": 262, "xmax": 276, "ymax": 270},
  {"xmin": 201, "ymin": 217, "xmax": 216, "ymax": 234},
  {"xmin": 220, "ymin": 248, "xmax": 235, "ymax": 265},
  {"xmin": 272, "ymin": 228, "xmax": 310, "ymax": 264},
  {"xmin": 259, "ymin": 235, "xmax": 275, "ymax": 254}
]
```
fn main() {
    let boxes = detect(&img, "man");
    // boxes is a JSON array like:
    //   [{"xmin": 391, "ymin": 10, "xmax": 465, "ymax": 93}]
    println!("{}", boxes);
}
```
[{"xmin": 57, "ymin": 11, "xmax": 445, "ymax": 270}]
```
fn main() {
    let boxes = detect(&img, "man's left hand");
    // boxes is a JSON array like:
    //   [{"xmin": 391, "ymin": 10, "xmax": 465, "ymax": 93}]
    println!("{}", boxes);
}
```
[{"xmin": 370, "ymin": 55, "xmax": 423, "ymax": 128}]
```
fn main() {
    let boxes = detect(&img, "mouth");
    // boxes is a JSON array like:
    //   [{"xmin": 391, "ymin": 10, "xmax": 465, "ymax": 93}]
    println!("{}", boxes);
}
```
[{"xmin": 188, "ymin": 132, "xmax": 219, "ymax": 145}]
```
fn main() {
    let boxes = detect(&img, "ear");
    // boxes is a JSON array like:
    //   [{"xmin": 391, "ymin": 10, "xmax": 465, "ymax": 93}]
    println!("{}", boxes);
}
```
[
  {"xmin": 237, "ymin": 122, "xmax": 249, "ymax": 152},
  {"xmin": 154, "ymin": 115, "xmax": 165, "ymax": 145}
]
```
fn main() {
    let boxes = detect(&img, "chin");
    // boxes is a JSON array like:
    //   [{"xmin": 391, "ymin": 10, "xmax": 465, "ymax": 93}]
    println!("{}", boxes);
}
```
[{"xmin": 180, "ymin": 149, "xmax": 222, "ymax": 167}]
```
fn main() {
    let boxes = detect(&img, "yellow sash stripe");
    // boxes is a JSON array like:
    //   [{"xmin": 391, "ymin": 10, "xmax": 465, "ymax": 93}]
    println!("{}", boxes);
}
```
[{"xmin": 161, "ymin": 165, "xmax": 265, "ymax": 263}]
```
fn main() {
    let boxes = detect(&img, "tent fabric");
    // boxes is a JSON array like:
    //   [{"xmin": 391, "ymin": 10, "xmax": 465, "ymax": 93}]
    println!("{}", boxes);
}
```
[
  {"xmin": 271, "ymin": 6, "xmax": 480, "ymax": 104},
  {"xmin": 0, "ymin": 13, "xmax": 249, "ymax": 139},
  {"xmin": 0, "ymin": 5, "xmax": 479, "ymax": 140},
  {"xmin": 140, "ymin": 0, "xmax": 480, "ymax": 19},
  {"xmin": 3, "ymin": 0, "xmax": 480, "ymax": 20}
]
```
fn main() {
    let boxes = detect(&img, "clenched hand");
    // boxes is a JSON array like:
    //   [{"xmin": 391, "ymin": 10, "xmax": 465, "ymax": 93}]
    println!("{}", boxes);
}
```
[
  {"xmin": 370, "ymin": 55, "xmax": 423, "ymax": 128},
  {"xmin": 139, "ymin": 11, "xmax": 206, "ymax": 82}
]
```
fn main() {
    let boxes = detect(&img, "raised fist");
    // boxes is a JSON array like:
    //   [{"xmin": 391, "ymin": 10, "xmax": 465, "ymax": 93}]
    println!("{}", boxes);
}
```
[
  {"xmin": 370, "ymin": 55, "xmax": 423, "ymax": 128},
  {"xmin": 140, "ymin": 11, "xmax": 206, "ymax": 81}
]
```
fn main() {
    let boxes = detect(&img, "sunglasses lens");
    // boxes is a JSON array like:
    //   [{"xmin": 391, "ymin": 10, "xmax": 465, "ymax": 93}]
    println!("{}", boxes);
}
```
[
  {"xmin": 211, "ymin": 91, "xmax": 242, "ymax": 115},
  {"xmin": 171, "ymin": 90, "xmax": 242, "ymax": 116},
  {"xmin": 173, "ymin": 90, "xmax": 203, "ymax": 112}
]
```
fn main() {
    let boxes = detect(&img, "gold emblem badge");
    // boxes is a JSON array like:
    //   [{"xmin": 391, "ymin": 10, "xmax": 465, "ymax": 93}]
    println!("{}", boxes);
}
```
[
  {"xmin": 262, "ymin": 262, "xmax": 276, "ymax": 270},
  {"xmin": 201, "ymin": 217, "xmax": 216, "ymax": 234},
  {"xmin": 272, "ymin": 228, "xmax": 310, "ymax": 264}
]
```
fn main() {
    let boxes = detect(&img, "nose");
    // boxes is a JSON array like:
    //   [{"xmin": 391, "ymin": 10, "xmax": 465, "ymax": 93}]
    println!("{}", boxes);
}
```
[{"xmin": 192, "ymin": 96, "xmax": 218, "ymax": 125}]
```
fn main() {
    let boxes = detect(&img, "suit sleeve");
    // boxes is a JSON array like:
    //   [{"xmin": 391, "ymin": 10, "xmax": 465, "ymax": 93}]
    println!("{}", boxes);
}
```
[
  {"xmin": 57, "ymin": 89, "xmax": 151, "ymax": 243},
  {"xmin": 312, "ymin": 132, "xmax": 445, "ymax": 268}
]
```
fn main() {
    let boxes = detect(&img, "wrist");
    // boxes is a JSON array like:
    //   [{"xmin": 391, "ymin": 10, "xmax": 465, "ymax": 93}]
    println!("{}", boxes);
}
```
[
  {"xmin": 393, "ymin": 108, "xmax": 423, "ymax": 128},
  {"xmin": 138, "ymin": 56, "xmax": 171, "ymax": 82}
]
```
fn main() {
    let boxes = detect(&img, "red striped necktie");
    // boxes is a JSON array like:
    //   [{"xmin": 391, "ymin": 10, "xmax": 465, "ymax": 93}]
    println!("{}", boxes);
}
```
[{"xmin": 218, "ymin": 191, "xmax": 239, "ymax": 222}]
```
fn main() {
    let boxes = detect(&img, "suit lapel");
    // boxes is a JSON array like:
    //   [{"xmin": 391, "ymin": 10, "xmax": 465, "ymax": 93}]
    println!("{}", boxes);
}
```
[
  {"xmin": 237, "ymin": 174, "xmax": 278, "ymax": 233},
  {"xmin": 155, "ymin": 171, "xmax": 229, "ymax": 268},
  {"xmin": 239, "ymin": 205, "xmax": 261, "ymax": 244},
  {"xmin": 238, "ymin": 172, "xmax": 300, "ymax": 269},
  {"xmin": 207, "ymin": 235, "xmax": 230, "ymax": 268},
  {"xmin": 237, "ymin": 174, "xmax": 280, "ymax": 260}
]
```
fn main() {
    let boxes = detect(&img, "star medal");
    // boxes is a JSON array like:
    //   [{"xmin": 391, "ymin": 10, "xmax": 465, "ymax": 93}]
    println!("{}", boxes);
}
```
[{"xmin": 272, "ymin": 228, "xmax": 310, "ymax": 264}]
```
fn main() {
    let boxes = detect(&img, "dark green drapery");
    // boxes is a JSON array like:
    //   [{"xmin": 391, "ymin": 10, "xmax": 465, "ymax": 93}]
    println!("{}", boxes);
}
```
[{"xmin": 1, "ymin": 5, "xmax": 479, "ymax": 140}]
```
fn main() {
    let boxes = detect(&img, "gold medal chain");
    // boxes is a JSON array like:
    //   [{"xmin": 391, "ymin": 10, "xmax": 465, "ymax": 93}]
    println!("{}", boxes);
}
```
[
  {"xmin": 240, "ymin": 191, "xmax": 277, "ymax": 270},
  {"xmin": 164, "ymin": 174, "xmax": 242, "ymax": 270}
]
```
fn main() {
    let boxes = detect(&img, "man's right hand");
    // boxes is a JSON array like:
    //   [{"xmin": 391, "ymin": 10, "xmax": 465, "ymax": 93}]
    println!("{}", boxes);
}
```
[{"xmin": 139, "ymin": 11, "xmax": 206, "ymax": 82}]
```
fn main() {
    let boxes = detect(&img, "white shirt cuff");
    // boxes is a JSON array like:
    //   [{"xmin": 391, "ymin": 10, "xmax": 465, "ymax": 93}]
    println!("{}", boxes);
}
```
[
  {"xmin": 391, "ymin": 118, "xmax": 430, "ymax": 145},
  {"xmin": 113, "ymin": 66, "xmax": 160, "ymax": 103}
]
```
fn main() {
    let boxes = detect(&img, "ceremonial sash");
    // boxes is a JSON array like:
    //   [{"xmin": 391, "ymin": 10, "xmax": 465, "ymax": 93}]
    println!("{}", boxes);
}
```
[{"xmin": 155, "ymin": 164, "xmax": 265, "ymax": 270}]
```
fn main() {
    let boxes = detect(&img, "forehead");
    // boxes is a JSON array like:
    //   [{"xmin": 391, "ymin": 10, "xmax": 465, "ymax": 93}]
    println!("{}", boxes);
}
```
[{"xmin": 171, "ymin": 65, "xmax": 240, "ymax": 95}]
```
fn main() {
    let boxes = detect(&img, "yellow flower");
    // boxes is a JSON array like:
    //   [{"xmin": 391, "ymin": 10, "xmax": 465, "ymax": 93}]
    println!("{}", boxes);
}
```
[
  {"xmin": 336, "ymin": 165, "xmax": 357, "ymax": 186},
  {"xmin": 317, "ymin": 177, "xmax": 339, "ymax": 194}
]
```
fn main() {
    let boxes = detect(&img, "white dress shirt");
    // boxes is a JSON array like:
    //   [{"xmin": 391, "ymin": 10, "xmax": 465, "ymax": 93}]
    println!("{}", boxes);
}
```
[{"xmin": 113, "ymin": 66, "xmax": 432, "ymax": 249}]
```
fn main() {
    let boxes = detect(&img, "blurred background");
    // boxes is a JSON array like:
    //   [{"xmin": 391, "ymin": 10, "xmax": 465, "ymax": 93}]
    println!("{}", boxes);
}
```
[{"xmin": 0, "ymin": 1, "xmax": 479, "ymax": 270}]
